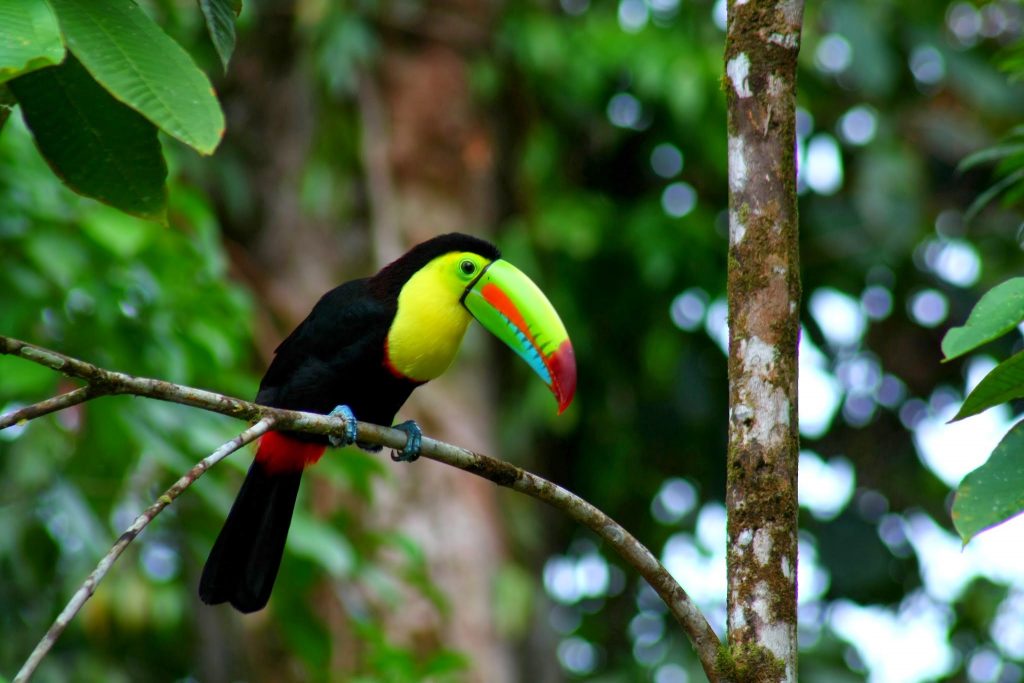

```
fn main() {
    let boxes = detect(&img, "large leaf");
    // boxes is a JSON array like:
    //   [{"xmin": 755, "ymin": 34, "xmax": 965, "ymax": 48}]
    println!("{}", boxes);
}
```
[
  {"xmin": 0, "ymin": 0, "xmax": 65, "ymax": 83},
  {"xmin": 199, "ymin": 0, "xmax": 239, "ymax": 71},
  {"xmin": 954, "ymin": 349, "xmax": 1024, "ymax": 421},
  {"xmin": 942, "ymin": 277, "xmax": 1024, "ymax": 361},
  {"xmin": 953, "ymin": 418, "xmax": 1024, "ymax": 543},
  {"xmin": 9, "ymin": 54, "xmax": 167, "ymax": 220},
  {"xmin": 48, "ymin": 0, "xmax": 224, "ymax": 154}
]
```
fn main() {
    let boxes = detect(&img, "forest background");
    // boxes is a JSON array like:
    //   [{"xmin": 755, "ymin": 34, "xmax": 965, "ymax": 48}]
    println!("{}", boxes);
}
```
[{"xmin": 2, "ymin": 0, "xmax": 1024, "ymax": 682}]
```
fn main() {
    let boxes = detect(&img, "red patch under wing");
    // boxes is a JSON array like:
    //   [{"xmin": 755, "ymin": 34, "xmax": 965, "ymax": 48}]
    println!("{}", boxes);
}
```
[{"xmin": 255, "ymin": 431, "xmax": 327, "ymax": 474}]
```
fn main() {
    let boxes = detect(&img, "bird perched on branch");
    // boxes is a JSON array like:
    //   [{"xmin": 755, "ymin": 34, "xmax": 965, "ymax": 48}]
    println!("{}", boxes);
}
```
[{"xmin": 200, "ymin": 233, "xmax": 576, "ymax": 613}]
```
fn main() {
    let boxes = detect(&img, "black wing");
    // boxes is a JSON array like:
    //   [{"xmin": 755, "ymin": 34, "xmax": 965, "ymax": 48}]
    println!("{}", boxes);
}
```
[{"xmin": 255, "ymin": 278, "xmax": 395, "ymax": 416}]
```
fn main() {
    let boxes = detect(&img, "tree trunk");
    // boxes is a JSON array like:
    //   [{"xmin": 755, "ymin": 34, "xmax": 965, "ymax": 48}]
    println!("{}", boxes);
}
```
[
  {"xmin": 358, "ymin": 10, "xmax": 516, "ymax": 678},
  {"xmin": 723, "ymin": 1, "xmax": 804, "ymax": 681}
]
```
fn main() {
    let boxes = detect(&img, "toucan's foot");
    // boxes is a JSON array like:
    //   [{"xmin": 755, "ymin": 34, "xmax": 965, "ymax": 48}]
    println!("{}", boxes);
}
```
[
  {"xmin": 328, "ymin": 405, "xmax": 358, "ymax": 448},
  {"xmin": 391, "ymin": 420, "xmax": 422, "ymax": 462}
]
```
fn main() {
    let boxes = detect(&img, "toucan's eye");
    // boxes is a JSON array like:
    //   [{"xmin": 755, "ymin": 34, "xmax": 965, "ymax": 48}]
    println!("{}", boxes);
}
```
[{"xmin": 460, "ymin": 259, "xmax": 477, "ymax": 276}]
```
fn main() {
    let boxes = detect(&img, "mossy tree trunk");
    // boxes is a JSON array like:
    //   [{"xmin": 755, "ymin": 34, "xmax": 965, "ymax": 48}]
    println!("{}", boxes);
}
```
[{"xmin": 723, "ymin": 1, "xmax": 804, "ymax": 681}]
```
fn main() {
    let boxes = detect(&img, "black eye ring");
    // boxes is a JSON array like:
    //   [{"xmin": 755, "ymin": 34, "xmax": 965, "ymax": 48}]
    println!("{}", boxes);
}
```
[{"xmin": 460, "ymin": 259, "xmax": 476, "ymax": 275}]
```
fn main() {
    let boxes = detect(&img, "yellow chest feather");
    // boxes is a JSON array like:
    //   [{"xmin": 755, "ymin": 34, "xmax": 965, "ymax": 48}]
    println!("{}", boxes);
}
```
[{"xmin": 385, "ymin": 267, "xmax": 473, "ymax": 382}]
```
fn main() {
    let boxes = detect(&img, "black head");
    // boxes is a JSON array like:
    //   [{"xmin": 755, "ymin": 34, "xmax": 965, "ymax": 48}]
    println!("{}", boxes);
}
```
[{"xmin": 369, "ymin": 233, "xmax": 501, "ymax": 299}]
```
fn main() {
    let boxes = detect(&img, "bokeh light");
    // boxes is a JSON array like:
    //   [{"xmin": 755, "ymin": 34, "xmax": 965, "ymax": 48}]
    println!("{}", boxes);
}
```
[
  {"xmin": 815, "ymin": 34, "xmax": 853, "ymax": 74},
  {"xmin": 908, "ymin": 289, "xmax": 949, "ymax": 328},
  {"xmin": 838, "ymin": 105, "xmax": 878, "ymax": 146},
  {"xmin": 661, "ymin": 182, "xmax": 697, "ymax": 218},
  {"xmin": 651, "ymin": 143, "xmax": 684, "ymax": 178}
]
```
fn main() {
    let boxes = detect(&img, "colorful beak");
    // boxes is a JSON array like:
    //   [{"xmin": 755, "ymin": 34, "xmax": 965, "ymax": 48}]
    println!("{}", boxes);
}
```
[{"xmin": 461, "ymin": 259, "xmax": 576, "ymax": 413}]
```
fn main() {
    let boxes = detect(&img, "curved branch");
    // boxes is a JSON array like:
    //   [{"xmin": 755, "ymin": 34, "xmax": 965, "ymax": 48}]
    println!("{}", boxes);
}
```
[
  {"xmin": 12, "ymin": 417, "xmax": 275, "ymax": 683},
  {"xmin": 0, "ymin": 335, "xmax": 727, "ymax": 682}
]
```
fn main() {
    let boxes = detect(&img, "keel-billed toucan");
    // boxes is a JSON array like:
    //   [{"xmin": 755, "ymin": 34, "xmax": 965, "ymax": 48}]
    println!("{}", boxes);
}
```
[{"xmin": 200, "ymin": 233, "xmax": 576, "ymax": 613}]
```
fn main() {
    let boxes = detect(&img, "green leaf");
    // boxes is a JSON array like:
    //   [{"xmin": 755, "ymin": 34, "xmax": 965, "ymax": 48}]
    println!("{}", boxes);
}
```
[
  {"xmin": 953, "ymin": 418, "xmax": 1024, "ymax": 543},
  {"xmin": 0, "ymin": 0, "xmax": 65, "ymax": 83},
  {"xmin": 48, "ymin": 0, "xmax": 225, "ymax": 154},
  {"xmin": 954, "ymin": 349, "xmax": 1024, "ymax": 421},
  {"xmin": 8, "ymin": 54, "xmax": 167, "ymax": 220},
  {"xmin": 958, "ymin": 142, "xmax": 1024, "ymax": 172},
  {"xmin": 942, "ymin": 278, "xmax": 1024, "ymax": 361},
  {"xmin": 199, "ymin": 0, "xmax": 238, "ymax": 71},
  {"xmin": 964, "ymin": 167, "xmax": 1024, "ymax": 223}
]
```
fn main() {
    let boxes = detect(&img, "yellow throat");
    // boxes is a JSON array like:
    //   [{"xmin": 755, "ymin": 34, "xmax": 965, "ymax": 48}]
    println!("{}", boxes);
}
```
[{"xmin": 384, "ymin": 252, "xmax": 482, "ymax": 382}]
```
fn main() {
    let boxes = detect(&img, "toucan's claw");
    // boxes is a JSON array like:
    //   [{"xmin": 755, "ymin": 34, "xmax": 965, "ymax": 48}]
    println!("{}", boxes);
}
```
[
  {"xmin": 391, "ymin": 420, "xmax": 422, "ymax": 462},
  {"xmin": 328, "ymin": 405, "xmax": 358, "ymax": 448}
]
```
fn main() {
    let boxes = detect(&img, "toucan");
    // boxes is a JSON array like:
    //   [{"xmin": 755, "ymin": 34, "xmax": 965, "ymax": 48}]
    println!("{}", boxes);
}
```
[{"xmin": 199, "ymin": 233, "xmax": 576, "ymax": 613}]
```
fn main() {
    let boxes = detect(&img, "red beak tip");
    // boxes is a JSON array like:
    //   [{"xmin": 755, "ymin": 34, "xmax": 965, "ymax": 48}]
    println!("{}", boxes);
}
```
[{"xmin": 548, "ymin": 341, "xmax": 577, "ymax": 415}]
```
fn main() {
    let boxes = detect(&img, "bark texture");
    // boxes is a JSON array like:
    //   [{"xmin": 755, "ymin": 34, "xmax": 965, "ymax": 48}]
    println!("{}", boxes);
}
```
[{"xmin": 723, "ymin": 1, "xmax": 804, "ymax": 681}]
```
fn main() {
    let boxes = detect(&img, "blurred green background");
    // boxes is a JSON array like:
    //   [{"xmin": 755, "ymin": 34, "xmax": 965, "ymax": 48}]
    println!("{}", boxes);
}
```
[{"xmin": 3, "ymin": 0, "xmax": 1024, "ymax": 681}]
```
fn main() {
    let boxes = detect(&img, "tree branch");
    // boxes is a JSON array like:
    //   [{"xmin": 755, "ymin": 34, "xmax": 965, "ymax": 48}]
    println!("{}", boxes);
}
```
[
  {"xmin": 0, "ymin": 335, "xmax": 727, "ymax": 682},
  {"xmin": 12, "ymin": 417, "xmax": 275, "ymax": 683},
  {"xmin": 0, "ymin": 385, "xmax": 104, "ymax": 430}
]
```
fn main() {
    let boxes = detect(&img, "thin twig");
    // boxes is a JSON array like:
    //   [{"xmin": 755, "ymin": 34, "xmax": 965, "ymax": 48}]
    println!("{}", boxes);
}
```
[
  {"xmin": 0, "ymin": 335, "xmax": 727, "ymax": 682},
  {"xmin": 0, "ymin": 385, "xmax": 106, "ymax": 430},
  {"xmin": 13, "ymin": 417, "xmax": 275, "ymax": 683}
]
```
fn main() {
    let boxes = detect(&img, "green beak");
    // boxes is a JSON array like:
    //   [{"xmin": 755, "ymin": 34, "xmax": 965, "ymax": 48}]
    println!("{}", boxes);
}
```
[{"xmin": 461, "ymin": 259, "xmax": 576, "ymax": 413}]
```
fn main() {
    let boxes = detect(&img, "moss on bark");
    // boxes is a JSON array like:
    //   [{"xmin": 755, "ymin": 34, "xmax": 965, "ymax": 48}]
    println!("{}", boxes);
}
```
[{"xmin": 723, "ymin": 0, "xmax": 805, "ymax": 681}]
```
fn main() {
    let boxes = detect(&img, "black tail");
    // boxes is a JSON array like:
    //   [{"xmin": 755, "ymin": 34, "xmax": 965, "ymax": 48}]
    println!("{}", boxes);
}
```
[{"xmin": 199, "ymin": 460, "xmax": 302, "ymax": 613}]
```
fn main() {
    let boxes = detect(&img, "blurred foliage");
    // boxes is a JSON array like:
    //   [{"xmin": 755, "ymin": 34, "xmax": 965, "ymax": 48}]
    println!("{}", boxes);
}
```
[
  {"xmin": 2, "ymin": 0, "xmax": 1024, "ymax": 682},
  {"xmin": 964, "ymin": 14, "xmax": 1024, "ymax": 219},
  {"xmin": 0, "ymin": 108, "xmax": 254, "ymax": 680}
]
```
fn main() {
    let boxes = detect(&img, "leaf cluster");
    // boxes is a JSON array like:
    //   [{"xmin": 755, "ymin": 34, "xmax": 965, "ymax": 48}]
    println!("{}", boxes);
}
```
[
  {"xmin": 942, "ymin": 279, "xmax": 1024, "ymax": 543},
  {"xmin": 0, "ymin": 0, "xmax": 238, "ymax": 221}
]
